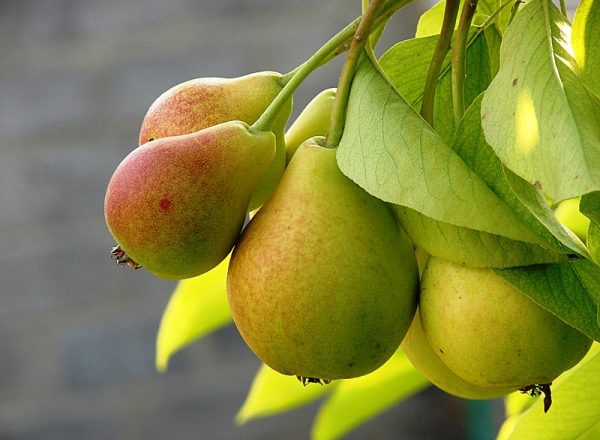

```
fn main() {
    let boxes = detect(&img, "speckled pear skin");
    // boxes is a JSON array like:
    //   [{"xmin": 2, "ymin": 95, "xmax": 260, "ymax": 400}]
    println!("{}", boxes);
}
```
[
  {"xmin": 227, "ymin": 138, "xmax": 420, "ymax": 381},
  {"xmin": 105, "ymin": 121, "xmax": 276, "ymax": 279},
  {"xmin": 419, "ymin": 257, "xmax": 593, "ymax": 389},
  {"xmin": 138, "ymin": 71, "xmax": 292, "ymax": 210}
]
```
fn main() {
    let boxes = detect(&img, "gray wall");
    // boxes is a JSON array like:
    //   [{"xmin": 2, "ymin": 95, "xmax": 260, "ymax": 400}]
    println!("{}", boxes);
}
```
[{"xmin": 0, "ymin": 1, "xmax": 494, "ymax": 438}]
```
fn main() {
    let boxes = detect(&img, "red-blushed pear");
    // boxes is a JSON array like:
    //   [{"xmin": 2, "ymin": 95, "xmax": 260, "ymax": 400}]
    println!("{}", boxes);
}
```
[
  {"xmin": 419, "ymin": 257, "xmax": 592, "ymax": 392},
  {"xmin": 227, "ymin": 137, "xmax": 419, "ymax": 383},
  {"xmin": 284, "ymin": 88, "xmax": 336, "ymax": 164},
  {"xmin": 104, "ymin": 121, "xmax": 275, "ymax": 279},
  {"xmin": 402, "ymin": 311, "xmax": 514, "ymax": 399},
  {"xmin": 138, "ymin": 72, "xmax": 292, "ymax": 210}
]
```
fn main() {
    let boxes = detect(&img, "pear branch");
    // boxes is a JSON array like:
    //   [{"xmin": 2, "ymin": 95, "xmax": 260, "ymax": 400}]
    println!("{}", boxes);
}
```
[
  {"xmin": 252, "ymin": 0, "xmax": 412, "ymax": 134},
  {"xmin": 451, "ymin": 0, "xmax": 479, "ymax": 124},
  {"xmin": 325, "ymin": 0, "xmax": 385, "ymax": 147},
  {"xmin": 420, "ymin": 0, "xmax": 460, "ymax": 126}
]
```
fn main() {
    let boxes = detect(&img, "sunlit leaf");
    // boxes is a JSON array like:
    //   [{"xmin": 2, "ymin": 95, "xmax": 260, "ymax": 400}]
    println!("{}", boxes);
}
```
[
  {"xmin": 236, "ymin": 364, "xmax": 332, "ymax": 424},
  {"xmin": 415, "ymin": 0, "xmax": 509, "ymax": 38},
  {"xmin": 155, "ymin": 255, "xmax": 231, "ymax": 371},
  {"xmin": 337, "ymin": 55, "xmax": 552, "ymax": 247},
  {"xmin": 481, "ymin": 0, "xmax": 600, "ymax": 202},
  {"xmin": 499, "ymin": 344, "xmax": 600, "ymax": 439},
  {"xmin": 311, "ymin": 350, "xmax": 429, "ymax": 440},
  {"xmin": 495, "ymin": 261, "xmax": 600, "ymax": 342},
  {"xmin": 572, "ymin": 0, "xmax": 600, "ymax": 96}
]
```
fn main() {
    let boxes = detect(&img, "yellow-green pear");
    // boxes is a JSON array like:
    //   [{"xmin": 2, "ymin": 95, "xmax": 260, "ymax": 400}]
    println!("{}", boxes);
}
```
[
  {"xmin": 104, "ymin": 121, "xmax": 275, "ymax": 279},
  {"xmin": 227, "ymin": 138, "xmax": 419, "ymax": 382},
  {"xmin": 554, "ymin": 197, "xmax": 590, "ymax": 240},
  {"xmin": 419, "ymin": 257, "xmax": 592, "ymax": 389},
  {"xmin": 284, "ymin": 88, "xmax": 336, "ymax": 163},
  {"xmin": 139, "ymin": 72, "xmax": 292, "ymax": 210},
  {"xmin": 402, "ymin": 311, "xmax": 514, "ymax": 399}
]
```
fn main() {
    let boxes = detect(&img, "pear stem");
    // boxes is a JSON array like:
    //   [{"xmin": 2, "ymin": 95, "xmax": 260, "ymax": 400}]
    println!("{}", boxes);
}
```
[
  {"xmin": 252, "ymin": 0, "xmax": 411, "ymax": 134},
  {"xmin": 325, "ymin": 0, "xmax": 385, "ymax": 147},
  {"xmin": 451, "ymin": 0, "xmax": 479, "ymax": 125},
  {"xmin": 420, "ymin": 0, "xmax": 460, "ymax": 127}
]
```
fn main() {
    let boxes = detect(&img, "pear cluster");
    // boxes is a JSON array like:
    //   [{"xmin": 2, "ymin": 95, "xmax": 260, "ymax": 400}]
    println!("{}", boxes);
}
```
[{"xmin": 104, "ymin": 77, "xmax": 591, "ymax": 393}]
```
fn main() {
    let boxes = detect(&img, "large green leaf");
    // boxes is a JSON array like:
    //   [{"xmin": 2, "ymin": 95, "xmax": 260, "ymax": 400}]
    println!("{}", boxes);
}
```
[
  {"xmin": 311, "ymin": 350, "xmax": 429, "ymax": 440},
  {"xmin": 337, "ymin": 55, "xmax": 551, "ymax": 245},
  {"xmin": 155, "ymin": 255, "xmax": 231, "ymax": 371},
  {"xmin": 481, "ymin": 0, "xmax": 600, "ymax": 202},
  {"xmin": 236, "ymin": 364, "xmax": 332, "ymax": 424},
  {"xmin": 495, "ymin": 261, "xmax": 600, "ymax": 342},
  {"xmin": 498, "ymin": 343, "xmax": 600, "ymax": 440},
  {"xmin": 380, "ymin": 28, "xmax": 495, "ymax": 142},
  {"xmin": 572, "ymin": 0, "xmax": 600, "ymax": 97}
]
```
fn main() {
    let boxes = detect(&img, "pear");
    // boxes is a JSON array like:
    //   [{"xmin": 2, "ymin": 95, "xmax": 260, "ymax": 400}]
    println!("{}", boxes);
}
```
[
  {"xmin": 284, "ymin": 88, "xmax": 336, "ymax": 164},
  {"xmin": 419, "ymin": 257, "xmax": 592, "ymax": 389},
  {"xmin": 402, "ymin": 311, "xmax": 514, "ymax": 399},
  {"xmin": 554, "ymin": 197, "xmax": 590, "ymax": 240},
  {"xmin": 227, "ymin": 137, "xmax": 419, "ymax": 382},
  {"xmin": 104, "ymin": 121, "xmax": 275, "ymax": 279},
  {"xmin": 139, "ymin": 71, "xmax": 292, "ymax": 210}
]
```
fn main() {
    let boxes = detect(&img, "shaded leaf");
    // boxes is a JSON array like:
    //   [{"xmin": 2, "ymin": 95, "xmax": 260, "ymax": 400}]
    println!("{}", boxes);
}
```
[
  {"xmin": 337, "ymin": 55, "xmax": 551, "ymax": 245},
  {"xmin": 495, "ymin": 261, "xmax": 600, "ymax": 341},
  {"xmin": 572, "ymin": 0, "xmax": 600, "ymax": 96},
  {"xmin": 155, "ymin": 255, "xmax": 231, "ymax": 371},
  {"xmin": 481, "ymin": 0, "xmax": 600, "ymax": 202},
  {"xmin": 581, "ymin": 192, "xmax": 600, "ymax": 264},
  {"xmin": 394, "ymin": 205, "xmax": 564, "ymax": 267},
  {"xmin": 499, "ymin": 344, "xmax": 600, "ymax": 440},
  {"xmin": 311, "ymin": 350, "xmax": 429, "ymax": 440},
  {"xmin": 236, "ymin": 364, "xmax": 332, "ymax": 424}
]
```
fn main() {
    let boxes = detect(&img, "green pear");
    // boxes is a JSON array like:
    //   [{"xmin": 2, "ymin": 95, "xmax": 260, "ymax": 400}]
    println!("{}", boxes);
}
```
[
  {"xmin": 139, "ymin": 71, "xmax": 292, "ymax": 210},
  {"xmin": 104, "ymin": 121, "xmax": 276, "ymax": 279},
  {"xmin": 419, "ymin": 257, "xmax": 592, "ymax": 389},
  {"xmin": 227, "ymin": 137, "xmax": 419, "ymax": 382},
  {"xmin": 554, "ymin": 197, "xmax": 590, "ymax": 240},
  {"xmin": 284, "ymin": 88, "xmax": 336, "ymax": 164},
  {"xmin": 402, "ymin": 311, "xmax": 514, "ymax": 399}
]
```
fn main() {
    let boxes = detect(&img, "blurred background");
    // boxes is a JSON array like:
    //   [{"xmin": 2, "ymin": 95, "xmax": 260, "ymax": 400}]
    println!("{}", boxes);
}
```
[{"xmin": 0, "ymin": 0, "xmax": 511, "ymax": 438}]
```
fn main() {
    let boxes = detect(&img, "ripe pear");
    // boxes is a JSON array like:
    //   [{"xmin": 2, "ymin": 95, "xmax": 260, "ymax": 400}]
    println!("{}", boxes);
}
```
[
  {"xmin": 402, "ymin": 311, "xmax": 514, "ymax": 399},
  {"xmin": 284, "ymin": 88, "xmax": 336, "ymax": 164},
  {"xmin": 227, "ymin": 137, "xmax": 420, "ymax": 382},
  {"xmin": 139, "ymin": 71, "xmax": 292, "ymax": 210},
  {"xmin": 419, "ymin": 257, "xmax": 592, "ymax": 389},
  {"xmin": 104, "ymin": 121, "xmax": 276, "ymax": 279}
]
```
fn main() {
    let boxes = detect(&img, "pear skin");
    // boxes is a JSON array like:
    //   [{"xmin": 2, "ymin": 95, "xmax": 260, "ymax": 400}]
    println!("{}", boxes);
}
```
[
  {"xmin": 419, "ymin": 257, "xmax": 592, "ymax": 389},
  {"xmin": 402, "ymin": 311, "xmax": 514, "ymax": 399},
  {"xmin": 105, "ymin": 121, "xmax": 275, "ymax": 279},
  {"xmin": 139, "ymin": 71, "xmax": 292, "ymax": 210},
  {"xmin": 227, "ymin": 138, "xmax": 419, "ymax": 381},
  {"xmin": 284, "ymin": 88, "xmax": 336, "ymax": 164}
]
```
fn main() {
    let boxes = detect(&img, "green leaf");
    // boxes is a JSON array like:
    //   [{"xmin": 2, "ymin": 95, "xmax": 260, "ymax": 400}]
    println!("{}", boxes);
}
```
[
  {"xmin": 394, "ymin": 205, "xmax": 564, "ymax": 267},
  {"xmin": 495, "ymin": 261, "xmax": 600, "ymax": 342},
  {"xmin": 570, "ymin": 259, "xmax": 600, "ymax": 327},
  {"xmin": 588, "ymin": 222, "xmax": 600, "ymax": 265},
  {"xmin": 481, "ymin": 0, "xmax": 600, "ymax": 202},
  {"xmin": 155, "ymin": 255, "xmax": 231, "ymax": 372},
  {"xmin": 236, "ymin": 364, "xmax": 332, "ymax": 424},
  {"xmin": 380, "ymin": 29, "xmax": 493, "ymax": 143},
  {"xmin": 311, "ymin": 350, "xmax": 429, "ymax": 440},
  {"xmin": 499, "ymin": 343, "xmax": 600, "ymax": 440},
  {"xmin": 572, "ymin": 0, "xmax": 600, "ymax": 96},
  {"xmin": 337, "ymin": 55, "xmax": 550, "ymax": 245}
]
